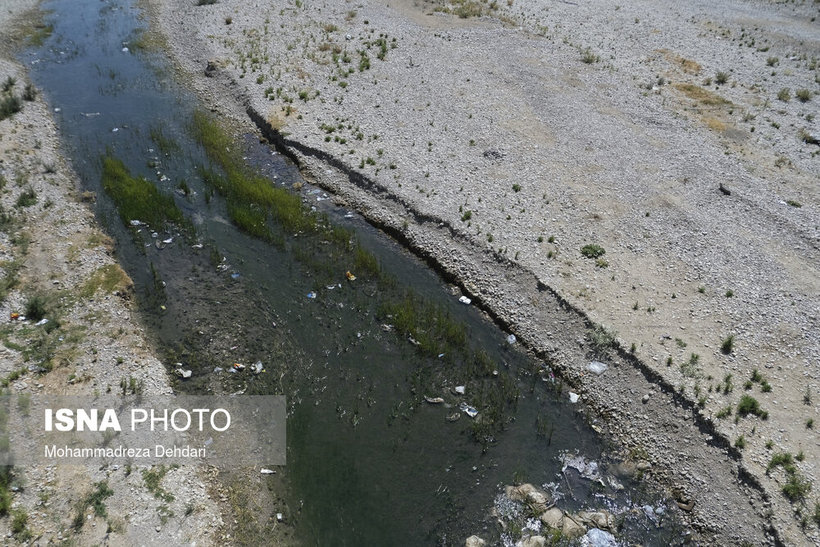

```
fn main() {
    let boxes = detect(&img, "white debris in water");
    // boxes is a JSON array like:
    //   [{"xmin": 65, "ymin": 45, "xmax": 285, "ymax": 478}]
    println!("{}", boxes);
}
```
[
  {"xmin": 506, "ymin": 334, "xmax": 516, "ymax": 344},
  {"xmin": 458, "ymin": 295, "xmax": 472, "ymax": 305},
  {"xmin": 561, "ymin": 453, "xmax": 603, "ymax": 484},
  {"xmin": 569, "ymin": 392, "xmax": 580, "ymax": 403}
]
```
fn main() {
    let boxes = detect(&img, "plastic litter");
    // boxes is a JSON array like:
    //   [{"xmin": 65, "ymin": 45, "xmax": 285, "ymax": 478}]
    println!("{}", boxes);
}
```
[
  {"xmin": 231, "ymin": 272, "xmax": 240, "ymax": 280},
  {"xmin": 162, "ymin": 237, "xmax": 173, "ymax": 244},
  {"xmin": 232, "ymin": 363, "xmax": 245, "ymax": 371},
  {"xmin": 345, "ymin": 271, "xmax": 356, "ymax": 281},
  {"xmin": 35, "ymin": 318, "xmax": 49, "ymax": 326},
  {"xmin": 9, "ymin": 313, "xmax": 20, "ymax": 320},
  {"xmin": 458, "ymin": 296, "xmax": 472, "ymax": 305},
  {"xmin": 306, "ymin": 291, "xmax": 317, "ymax": 299},
  {"xmin": 506, "ymin": 334, "xmax": 516, "ymax": 344},
  {"xmin": 213, "ymin": 367, "xmax": 223, "ymax": 373},
  {"xmin": 260, "ymin": 468, "xmax": 275, "ymax": 475},
  {"xmin": 562, "ymin": 453, "xmax": 602, "ymax": 483},
  {"xmin": 204, "ymin": 437, "xmax": 213, "ymax": 447},
  {"xmin": 192, "ymin": 243, "xmax": 204, "ymax": 249},
  {"xmin": 587, "ymin": 361, "xmax": 608, "ymax": 376},
  {"xmin": 276, "ymin": 513, "xmax": 284, "ymax": 522},
  {"xmin": 446, "ymin": 412, "xmax": 460, "ymax": 422},
  {"xmin": 459, "ymin": 402, "xmax": 478, "ymax": 418},
  {"xmin": 129, "ymin": 220, "xmax": 142, "ymax": 226},
  {"xmin": 424, "ymin": 396, "xmax": 444, "ymax": 404},
  {"xmin": 175, "ymin": 368, "xmax": 192, "ymax": 379},
  {"xmin": 569, "ymin": 392, "xmax": 580, "ymax": 403},
  {"xmin": 251, "ymin": 361, "xmax": 264, "ymax": 374},
  {"xmin": 454, "ymin": 385, "xmax": 466, "ymax": 395}
]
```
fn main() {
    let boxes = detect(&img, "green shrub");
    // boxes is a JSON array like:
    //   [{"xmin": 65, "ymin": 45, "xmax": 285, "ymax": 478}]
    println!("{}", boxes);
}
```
[
  {"xmin": 720, "ymin": 334, "xmax": 734, "ymax": 354},
  {"xmin": 738, "ymin": 395, "xmax": 766, "ymax": 418},
  {"xmin": 580, "ymin": 244, "xmax": 605, "ymax": 258},
  {"xmin": 715, "ymin": 71, "xmax": 729, "ymax": 85},
  {"xmin": 777, "ymin": 88, "xmax": 791, "ymax": 102},
  {"xmin": 0, "ymin": 95, "xmax": 21, "ymax": 121},
  {"xmin": 795, "ymin": 89, "xmax": 811, "ymax": 103},
  {"xmin": 24, "ymin": 293, "xmax": 48, "ymax": 321}
]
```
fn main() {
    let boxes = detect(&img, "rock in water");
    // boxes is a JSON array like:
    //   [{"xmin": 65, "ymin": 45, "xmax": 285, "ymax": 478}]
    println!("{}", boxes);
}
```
[{"xmin": 465, "ymin": 535, "xmax": 486, "ymax": 547}]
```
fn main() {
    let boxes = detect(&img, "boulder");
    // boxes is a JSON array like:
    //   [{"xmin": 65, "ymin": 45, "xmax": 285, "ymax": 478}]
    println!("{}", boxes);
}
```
[
  {"xmin": 539, "ymin": 507, "xmax": 564, "ymax": 530},
  {"xmin": 577, "ymin": 510, "xmax": 615, "ymax": 530},
  {"xmin": 465, "ymin": 535, "xmax": 486, "ymax": 547},
  {"xmin": 505, "ymin": 483, "xmax": 550, "ymax": 513},
  {"xmin": 562, "ymin": 514, "xmax": 587, "ymax": 539}
]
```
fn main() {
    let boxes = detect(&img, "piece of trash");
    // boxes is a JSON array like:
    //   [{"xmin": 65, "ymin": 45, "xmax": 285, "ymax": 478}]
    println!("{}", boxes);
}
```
[
  {"xmin": 459, "ymin": 402, "xmax": 478, "ymax": 418},
  {"xmin": 130, "ymin": 220, "xmax": 142, "ymax": 226},
  {"xmin": 160, "ymin": 305, "xmax": 166, "ymax": 311},
  {"xmin": 346, "ymin": 271, "xmax": 356, "ymax": 281},
  {"xmin": 276, "ymin": 513, "xmax": 284, "ymax": 522},
  {"xmin": 306, "ymin": 291, "xmax": 317, "ymax": 299},
  {"xmin": 192, "ymin": 243, "xmax": 204, "ymax": 249},
  {"xmin": 569, "ymin": 392, "xmax": 580, "ymax": 403},
  {"xmin": 381, "ymin": 324, "xmax": 393, "ymax": 332},
  {"xmin": 231, "ymin": 272, "xmax": 240, "ymax": 280},
  {"xmin": 151, "ymin": 231, "xmax": 158, "ymax": 238},
  {"xmin": 506, "ymin": 334, "xmax": 516, "ymax": 344},
  {"xmin": 162, "ymin": 237, "xmax": 173, "ymax": 244},
  {"xmin": 344, "ymin": 212, "xmax": 355, "ymax": 219},
  {"xmin": 562, "ymin": 453, "xmax": 603, "ymax": 483},
  {"xmin": 228, "ymin": 368, "xmax": 237, "ymax": 374},
  {"xmin": 9, "ymin": 312, "xmax": 20, "ymax": 320},
  {"xmin": 260, "ymin": 468, "xmax": 275, "ymax": 475},
  {"xmin": 213, "ymin": 367, "xmax": 223, "ymax": 373},
  {"xmin": 155, "ymin": 239, "xmax": 166, "ymax": 250},
  {"xmin": 35, "ymin": 318, "xmax": 49, "ymax": 326},
  {"xmin": 326, "ymin": 284, "xmax": 337, "ymax": 290},
  {"xmin": 175, "ymin": 368, "xmax": 192, "ymax": 379},
  {"xmin": 204, "ymin": 437, "xmax": 213, "ymax": 447},
  {"xmin": 112, "ymin": 127, "xmax": 119, "ymax": 132},
  {"xmin": 587, "ymin": 361, "xmax": 608, "ymax": 376},
  {"xmin": 424, "ymin": 396, "xmax": 445, "ymax": 404},
  {"xmin": 251, "ymin": 361, "xmax": 264, "ymax": 374},
  {"xmin": 446, "ymin": 412, "xmax": 460, "ymax": 422},
  {"xmin": 454, "ymin": 385, "xmax": 466, "ymax": 395},
  {"xmin": 438, "ymin": 353, "xmax": 445, "ymax": 358},
  {"xmin": 122, "ymin": 46, "xmax": 129, "ymax": 52},
  {"xmin": 232, "ymin": 363, "xmax": 245, "ymax": 371},
  {"xmin": 458, "ymin": 296, "xmax": 472, "ymax": 305}
]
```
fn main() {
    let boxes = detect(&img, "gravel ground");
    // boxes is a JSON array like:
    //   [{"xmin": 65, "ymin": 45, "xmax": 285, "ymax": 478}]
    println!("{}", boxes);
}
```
[
  {"xmin": 1, "ymin": 4, "xmax": 221, "ymax": 544},
  {"xmin": 161, "ymin": 0, "xmax": 817, "ymax": 544}
]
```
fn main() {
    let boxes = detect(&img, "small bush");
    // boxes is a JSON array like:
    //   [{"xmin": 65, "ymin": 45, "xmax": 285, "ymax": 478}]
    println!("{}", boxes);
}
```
[
  {"xmin": 715, "ymin": 71, "xmax": 729, "ymax": 85},
  {"xmin": 24, "ymin": 293, "xmax": 48, "ymax": 322},
  {"xmin": 581, "ymin": 48, "xmax": 599, "ymax": 64},
  {"xmin": 580, "ymin": 244, "xmax": 605, "ymax": 258},
  {"xmin": 721, "ymin": 334, "xmax": 735, "ymax": 354},
  {"xmin": 766, "ymin": 56, "xmax": 779, "ymax": 67},
  {"xmin": 795, "ymin": 89, "xmax": 811, "ymax": 103},
  {"xmin": 461, "ymin": 210, "xmax": 472, "ymax": 222},
  {"xmin": 783, "ymin": 473, "xmax": 811, "ymax": 503},
  {"xmin": 196, "ymin": 0, "xmax": 217, "ymax": 4},
  {"xmin": 22, "ymin": 83, "xmax": 36, "ymax": 101},
  {"xmin": 1, "ymin": 76, "xmax": 15, "ymax": 93},
  {"xmin": 15, "ymin": 187, "xmax": 37, "ymax": 208},
  {"xmin": 0, "ymin": 94, "xmax": 22, "ymax": 121},
  {"xmin": 737, "ymin": 394, "xmax": 765, "ymax": 418},
  {"xmin": 777, "ymin": 88, "xmax": 791, "ymax": 102}
]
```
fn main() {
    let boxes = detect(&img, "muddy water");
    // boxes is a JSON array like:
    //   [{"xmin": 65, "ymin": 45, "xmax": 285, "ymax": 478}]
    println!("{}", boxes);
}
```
[{"xmin": 23, "ymin": 0, "xmax": 684, "ymax": 544}]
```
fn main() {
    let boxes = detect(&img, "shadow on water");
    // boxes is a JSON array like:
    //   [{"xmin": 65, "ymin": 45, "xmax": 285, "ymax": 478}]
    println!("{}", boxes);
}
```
[{"xmin": 22, "ymin": 0, "xmax": 688, "ymax": 544}]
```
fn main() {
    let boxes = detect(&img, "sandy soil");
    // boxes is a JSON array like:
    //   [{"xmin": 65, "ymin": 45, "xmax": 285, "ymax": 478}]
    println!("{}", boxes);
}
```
[
  {"xmin": 148, "ymin": 0, "xmax": 818, "ymax": 544},
  {"xmin": 0, "ymin": 3, "xmax": 221, "ymax": 544}
]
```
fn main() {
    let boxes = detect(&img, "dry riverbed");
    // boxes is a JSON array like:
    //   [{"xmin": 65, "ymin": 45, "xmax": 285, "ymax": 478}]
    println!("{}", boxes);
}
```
[
  {"xmin": 150, "ymin": 0, "xmax": 818, "ymax": 544},
  {"xmin": 0, "ymin": 4, "xmax": 223, "ymax": 544}
]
